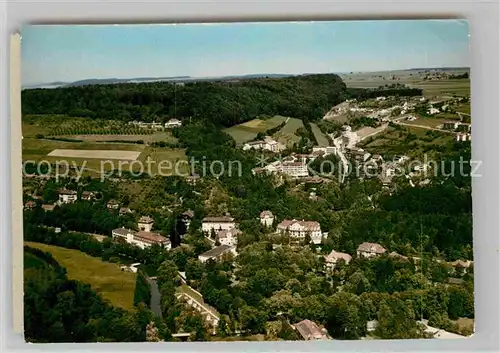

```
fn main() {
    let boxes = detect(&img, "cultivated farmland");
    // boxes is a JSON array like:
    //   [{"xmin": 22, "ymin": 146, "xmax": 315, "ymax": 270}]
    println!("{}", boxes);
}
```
[
  {"xmin": 310, "ymin": 123, "xmax": 330, "ymax": 146},
  {"xmin": 56, "ymin": 131, "xmax": 177, "ymax": 144},
  {"xmin": 224, "ymin": 115, "xmax": 287, "ymax": 144},
  {"xmin": 25, "ymin": 241, "xmax": 137, "ymax": 310},
  {"xmin": 340, "ymin": 70, "xmax": 470, "ymax": 97},
  {"xmin": 23, "ymin": 137, "xmax": 189, "ymax": 177},
  {"xmin": 47, "ymin": 149, "xmax": 142, "ymax": 161},
  {"xmin": 272, "ymin": 118, "xmax": 304, "ymax": 147}
]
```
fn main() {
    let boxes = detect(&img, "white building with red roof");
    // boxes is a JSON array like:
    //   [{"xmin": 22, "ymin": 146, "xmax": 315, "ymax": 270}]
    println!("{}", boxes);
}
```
[
  {"xmin": 277, "ymin": 219, "xmax": 322, "ymax": 244},
  {"xmin": 324, "ymin": 250, "xmax": 352, "ymax": 270}
]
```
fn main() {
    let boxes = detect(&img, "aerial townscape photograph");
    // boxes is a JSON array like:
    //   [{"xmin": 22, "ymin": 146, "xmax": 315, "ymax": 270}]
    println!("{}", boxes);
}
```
[{"xmin": 20, "ymin": 19, "xmax": 473, "ymax": 343}]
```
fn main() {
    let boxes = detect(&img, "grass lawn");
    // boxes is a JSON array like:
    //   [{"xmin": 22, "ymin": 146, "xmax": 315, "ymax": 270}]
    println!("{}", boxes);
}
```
[
  {"xmin": 273, "ymin": 118, "xmax": 304, "ymax": 147},
  {"xmin": 310, "ymin": 123, "xmax": 330, "ymax": 146},
  {"xmin": 139, "ymin": 146, "xmax": 190, "ymax": 176},
  {"xmin": 24, "ymin": 241, "xmax": 137, "ymax": 310},
  {"xmin": 224, "ymin": 116, "xmax": 287, "ymax": 144},
  {"xmin": 453, "ymin": 318, "xmax": 474, "ymax": 331}
]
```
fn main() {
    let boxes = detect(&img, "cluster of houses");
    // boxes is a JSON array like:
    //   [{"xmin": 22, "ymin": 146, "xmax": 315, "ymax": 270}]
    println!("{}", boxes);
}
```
[
  {"xmin": 128, "ymin": 118, "xmax": 183, "ymax": 130},
  {"xmin": 112, "ymin": 216, "xmax": 171, "ymax": 250},
  {"xmin": 242, "ymin": 136, "xmax": 286, "ymax": 153},
  {"xmin": 196, "ymin": 211, "xmax": 329, "ymax": 263},
  {"xmin": 324, "ymin": 241, "xmax": 473, "ymax": 277},
  {"xmin": 251, "ymin": 149, "xmax": 338, "ymax": 178}
]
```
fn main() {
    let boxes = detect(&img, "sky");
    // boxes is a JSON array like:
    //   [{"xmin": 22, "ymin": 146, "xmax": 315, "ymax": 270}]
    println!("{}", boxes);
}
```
[{"xmin": 21, "ymin": 20, "xmax": 470, "ymax": 86}]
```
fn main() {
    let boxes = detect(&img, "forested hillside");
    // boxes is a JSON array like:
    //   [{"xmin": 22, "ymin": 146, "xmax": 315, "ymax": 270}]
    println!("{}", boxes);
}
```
[
  {"xmin": 21, "ymin": 74, "xmax": 347, "ymax": 126},
  {"xmin": 24, "ymin": 246, "xmax": 169, "ymax": 342}
]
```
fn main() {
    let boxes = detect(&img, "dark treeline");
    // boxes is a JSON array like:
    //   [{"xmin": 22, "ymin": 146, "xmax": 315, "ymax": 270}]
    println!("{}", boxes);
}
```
[
  {"xmin": 134, "ymin": 270, "xmax": 152, "ymax": 307},
  {"xmin": 24, "ymin": 245, "xmax": 170, "ymax": 342},
  {"xmin": 448, "ymin": 73, "xmax": 469, "ymax": 79},
  {"xmin": 22, "ymin": 74, "xmax": 348, "ymax": 126}
]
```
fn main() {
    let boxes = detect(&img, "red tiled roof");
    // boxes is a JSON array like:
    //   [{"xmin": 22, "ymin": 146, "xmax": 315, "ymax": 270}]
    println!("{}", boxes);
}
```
[
  {"xmin": 277, "ymin": 219, "xmax": 321, "ymax": 232},
  {"xmin": 357, "ymin": 242, "xmax": 386, "ymax": 254},
  {"xmin": 325, "ymin": 250, "xmax": 352, "ymax": 263},
  {"xmin": 203, "ymin": 216, "xmax": 234, "ymax": 223},
  {"xmin": 293, "ymin": 319, "xmax": 329, "ymax": 340},
  {"xmin": 135, "ymin": 231, "xmax": 169, "ymax": 244}
]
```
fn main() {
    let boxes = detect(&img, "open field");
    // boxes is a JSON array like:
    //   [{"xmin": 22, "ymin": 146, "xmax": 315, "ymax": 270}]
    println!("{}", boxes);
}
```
[
  {"xmin": 454, "ymin": 318, "xmax": 474, "ymax": 331},
  {"xmin": 310, "ymin": 123, "xmax": 330, "ymax": 146},
  {"xmin": 224, "ymin": 116, "xmax": 287, "ymax": 144},
  {"xmin": 341, "ymin": 70, "xmax": 470, "ymax": 97},
  {"xmin": 47, "ymin": 149, "xmax": 142, "ymax": 160},
  {"xmin": 410, "ymin": 80, "xmax": 470, "ymax": 97},
  {"xmin": 140, "ymin": 147, "xmax": 190, "ymax": 176},
  {"xmin": 22, "ymin": 115, "xmax": 171, "ymax": 141},
  {"xmin": 455, "ymin": 104, "xmax": 471, "ymax": 114},
  {"xmin": 56, "ymin": 131, "xmax": 177, "ymax": 144},
  {"xmin": 23, "ymin": 137, "xmax": 188, "ymax": 176},
  {"xmin": 25, "ymin": 241, "xmax": 137, "ymax": 310},
  {"xmin": 272, "ymin": 118, "xmax": 304, "ymax": 147},
  {"xmin": 360, "ymin": 126, "xmax": 455, "ymax": 157},
  {"xmin": 403, "ymin": 117, "xmax": 451, "ymax": 128},
  {"xmin": 23, "ymin": 138, "xmax": 145, "ymax": 161},
  {"xmin": 356, "ymin": 124, "xmax": 388, "ymax": 140}
]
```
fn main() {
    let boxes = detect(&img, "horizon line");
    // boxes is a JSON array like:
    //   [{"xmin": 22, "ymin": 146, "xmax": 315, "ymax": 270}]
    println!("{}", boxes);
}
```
[{"xmin": 23, "ymin": 65, "xmax": 471, "ymax": 88}]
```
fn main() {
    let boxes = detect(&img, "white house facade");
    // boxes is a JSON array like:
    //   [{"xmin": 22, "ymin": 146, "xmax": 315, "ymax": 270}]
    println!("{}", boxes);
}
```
[
  {"xmin": 260, "ymin": 210, "xmax": 274, "ymax": 227},
  {"xmin": 165, "ymin": 118, "xmax": 182, "ymax": 128},
  {"xmin": 202, "ymin": 216, "xmax": 237, "ymax": 233},
  {"xmin": 58, "ymin": 189, "xmax": 77, "ymax": 204},
  {"xmin": 138, "ymin": 216, "xmax": 154, "ymax": 232},
  {"xmin": 277, "ymin": 219, "xmax": 322, "ymax": 244},
  {"xmin": 112, "ymin": 227, "xmax": 171, "ymax": 250},
  {"xmin": 324, "ymin": 250, "xmax": 352, "ymax": 270},
  {"xmin": 216, "ymin": 228, "xmax": 241, "ymax": 247}
]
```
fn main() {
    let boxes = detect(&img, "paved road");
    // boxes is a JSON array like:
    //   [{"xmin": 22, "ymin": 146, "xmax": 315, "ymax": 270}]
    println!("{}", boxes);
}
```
[{"xmin": 147, "ymin": 277, "xmax": 162, "ymax": 319}]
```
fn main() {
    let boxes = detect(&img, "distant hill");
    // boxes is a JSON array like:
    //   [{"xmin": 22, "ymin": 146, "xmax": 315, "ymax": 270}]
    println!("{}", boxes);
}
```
[
  {"xmin": 22, "ymin": 73, "xmax": 347, "ymax": 127},
  {"xmin": 22, "ymin": 73, "xmax": 294, "ymax": 90},
  {"xmin": 405, "ymin": 67, "xmax": 470, "ymax": 72}
]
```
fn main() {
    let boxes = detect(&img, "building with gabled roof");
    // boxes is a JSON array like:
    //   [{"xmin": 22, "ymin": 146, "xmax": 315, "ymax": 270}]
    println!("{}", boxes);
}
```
[
  {"xmin": 202, "ymin": 214, "xmax": 237, "ymax": 233},
  {"xmin": 165, "ymin": 118, "xmax": 182, "ymax": 128},
  {"xmin": 277, "ymin": 219, "xmax": 322, "ymax": 244},
  {"xmin": 138, "ymin": 215, "xmax": 155, "ymax": 232},
  {"xmin": 107, "ymin": 199, "xmax": 120, "ymax": 210},
  {"xmin": 292, "ymin": 319, "xmax": 330, "ymax": 341},
  {"xmin": 58, "ymin": 189, "xmax": 77, "ymax": 204},
  {"xmin": 198, "ymin": 245, "xmax": 237, "ymax": 263},
  {"xmin": 216, "ymin": 228, "xmax": 241, "ymax": 247},
  {"xmin": 324, "ymin": 250, "xmax": 352, "ymax": 270},
  {"xmin": 112, "ymin": 227, "xmax": 171, "ymax": 250},
  {"xmin": 357, "ymin": 242, "xmax": 386, "ymax": 258}
]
